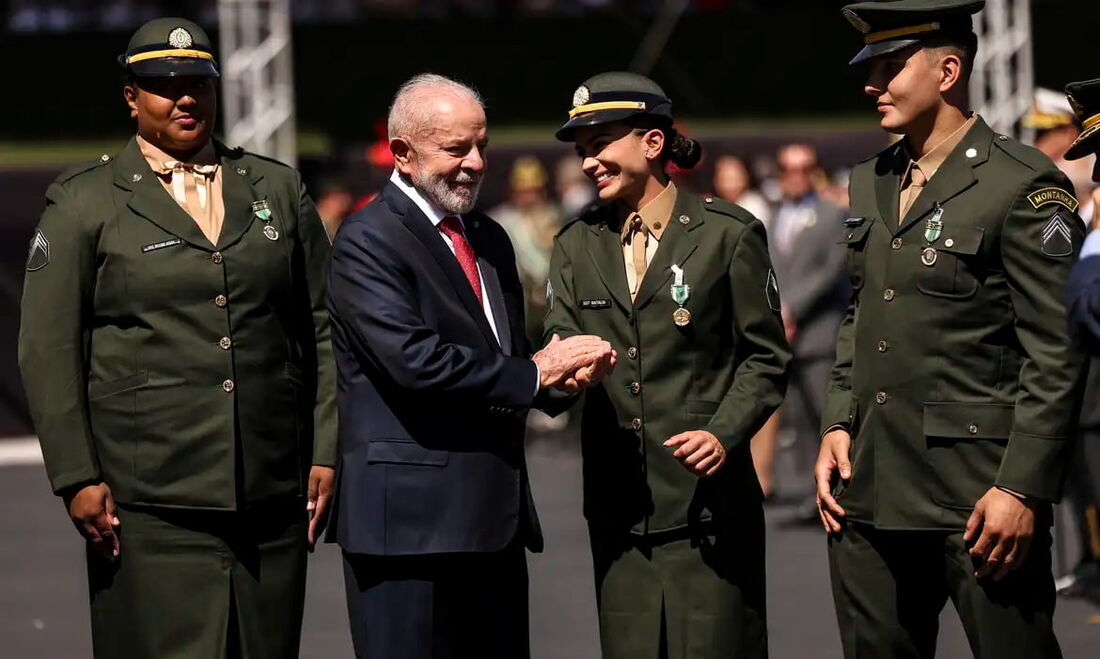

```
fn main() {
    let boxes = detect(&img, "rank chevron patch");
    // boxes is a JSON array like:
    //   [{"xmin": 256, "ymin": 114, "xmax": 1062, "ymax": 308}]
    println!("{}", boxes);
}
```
[{"xmin": 1041, "ymin": 212, "xmax": 1074, "ymax": 257}]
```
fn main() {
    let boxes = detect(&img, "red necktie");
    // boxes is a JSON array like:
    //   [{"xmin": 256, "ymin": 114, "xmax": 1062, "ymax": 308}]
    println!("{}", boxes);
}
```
[{"xmin": 439, "ymin": 216, "xmax": 483, "ymax": 305}]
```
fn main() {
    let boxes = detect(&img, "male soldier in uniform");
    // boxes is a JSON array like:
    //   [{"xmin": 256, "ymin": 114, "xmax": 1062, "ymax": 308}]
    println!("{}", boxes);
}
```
[
  {"xmin": 814, "ymin": 2, "xmax": 1087, "ymax": 657},
  {"xmin": 1063, "ymin": 77, "xmax": 1100, "ymax": 600}
]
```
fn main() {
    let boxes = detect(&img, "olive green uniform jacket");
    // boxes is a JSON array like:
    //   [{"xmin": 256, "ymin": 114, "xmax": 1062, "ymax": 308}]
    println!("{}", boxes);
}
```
[
  {"xmin": 544, "ymin": 192, "xmax": 790, "ymax": 535},
  {"xmin": 19, "ymin": 137, "xmax": 337, "ymax": 510},
  {"xmin": 823, "ymin": 117, "xmax": 1087, "ymax": 530}
]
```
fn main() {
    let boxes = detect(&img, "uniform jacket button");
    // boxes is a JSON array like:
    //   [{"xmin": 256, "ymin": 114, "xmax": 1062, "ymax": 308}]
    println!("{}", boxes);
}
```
[
  {"xmin": 222, "ymin": 379, "xmax": 235, "ymax": 393},
  {"xmin": 883, "ymin": 288, "xmax": 895, "ymax": 301},
  {"xmin": 219, "ymin": 337, "xmax": 232, "ymax": 350},
  {"xmin": 631, "ymin": 418, "xmax": 642, "ymax": 431},
  {"xmin": 878, "ymin": 340, "xmax": 889, "ymax": 353},
  {"xmin": 968, "ymin": 424, "xmax": 979, "ymax": 435},
  {"xmin": 875, "ymin": 391, "xmax": 888, "ymax": 405},
  {"xmin": 211, "ymin": 251, "xmax": 223, "ymax": 264},
  {"xmin": 891, "ymin": 238, "xmax": 903, "ymax": 250},
  {"xmin": 629, "ymin": 382, "xmax": 641, "ymax": 395},
  {"xmin": 627, "ymin": 347, "xmax": 638, "ymax": 359},
  {"xmin": 215, "ymin": 295, "xmax": 228, "ymax": 308}
]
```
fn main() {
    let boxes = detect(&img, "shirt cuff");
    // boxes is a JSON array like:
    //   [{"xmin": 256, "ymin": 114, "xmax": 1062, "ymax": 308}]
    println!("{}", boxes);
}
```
[
  {"xmin": 1080, "ymin": 230, "xmax": 1100, "ymax": 260},
  {"xmin": 533, "ymin": 361, "xmax": 541, "ymax": 395}
]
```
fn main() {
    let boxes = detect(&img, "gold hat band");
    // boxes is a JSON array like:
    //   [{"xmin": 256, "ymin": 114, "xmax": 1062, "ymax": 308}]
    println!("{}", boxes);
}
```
[
  {"xmin": 1084, "ymin": 113, "xmax": 1100, "ymax": 132},
  {"xmin": 865, "ymin": 22, "xmax": 941, "ymax": 45},
  {"xmin": 127, "ymin": 49, "xmax": 214, "ymax": 65},
  {"xmin": 568, "ymin": 101, "xmax": 646, "ymax": 119}
]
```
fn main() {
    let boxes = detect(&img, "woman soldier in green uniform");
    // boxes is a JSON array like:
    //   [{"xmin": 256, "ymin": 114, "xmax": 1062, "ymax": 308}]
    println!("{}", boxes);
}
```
[
  {"xmin": 545, "ymin": 72, "xmax": 790, "ymax": 658},
  {"xmin": 18, "ymin": 18, "xmax": 335, "ymax": 658}
]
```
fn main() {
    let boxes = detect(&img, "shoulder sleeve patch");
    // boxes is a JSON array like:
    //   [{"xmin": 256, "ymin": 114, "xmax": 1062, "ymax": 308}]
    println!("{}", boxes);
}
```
[
  {"xmin": 26, "ymin": 229, "xmax": 50, "ymax": 271},
  {"xmin": 1028, "ymin": 187, "xmax": 1079, "ymax": 213}
]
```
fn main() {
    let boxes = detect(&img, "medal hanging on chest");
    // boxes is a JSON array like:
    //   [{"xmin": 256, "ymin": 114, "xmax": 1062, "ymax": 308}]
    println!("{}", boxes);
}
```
[
  {"xmin": 670, "ymin": 264, "xmax": 692, "ymax": 327},
  {"xmin": 921, "ymin": 203, "xmax": 943, "ymax": 267},
  {"xmin": 253, "ymin": 199, "xmax": 279, "ymax": 241}
]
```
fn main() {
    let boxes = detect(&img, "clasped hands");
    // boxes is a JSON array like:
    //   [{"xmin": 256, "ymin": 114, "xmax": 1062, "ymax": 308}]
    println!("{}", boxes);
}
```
[{"xmin": 533, "ymin": 333, "xmax": 617, "ymax": 392}]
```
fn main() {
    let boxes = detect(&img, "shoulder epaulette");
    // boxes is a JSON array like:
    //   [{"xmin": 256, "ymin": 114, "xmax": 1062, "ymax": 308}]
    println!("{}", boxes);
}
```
[
  {"xmin": 700, "ymin": 195, "xmax": 755, "ymax": 225},
  {"xmin": 991, "ymin": 133, "xmax": 1049, "ymax": 172},
  {"xmin": 55, "ymin": 153, "xmax": 113, "ymax": 185}
]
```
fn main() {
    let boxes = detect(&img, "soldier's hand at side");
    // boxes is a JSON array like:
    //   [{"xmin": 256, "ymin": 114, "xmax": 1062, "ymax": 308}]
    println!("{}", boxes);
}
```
[
  {"xmin": 306, "ymin": 465, "xmax": 335, "ymax": 551},
  {"xmin": 815, "ymin": 429, "xmax": 851, "ymax": 534},
  {"xmin": 964, "ymin": 487, "xmax": 1036, "ymax": 581},
  {"xmin": 65, "ymin": 482, "xmax": 120, "ymax": 561},
  {"xmin": 533, "ymin": 334, "xmax": 613, "ymax": 389},
  {"xmin": 665, "ymin": 430, "xmax": 726, "ymax": 477}
]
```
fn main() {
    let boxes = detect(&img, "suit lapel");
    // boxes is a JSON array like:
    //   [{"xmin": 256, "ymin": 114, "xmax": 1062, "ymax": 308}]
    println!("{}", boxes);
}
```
[
  {"xmin": 584, "ymin": 208, "xmax": 634, "ymax": 314},
  {"xmin": 897, "ymin": 118, "xmax": 990, "ymax": 235},
  {"xmin": 115, "ymin": 137, "xmax": 214, "ymax": 250},
  {"xmin": 216, "ymin": 144, "xmax": 264, "ymax": 251},
  {"xmin": 632, "ymin": 193, "xmax": 701, "ymax": 310},
  {"xmin": 474, "ymin": 253, "xmax": 510, "ymax": 353},
  {"xmin": 386, "ymin": 184, "xmax": 498, "ymax": 347}
]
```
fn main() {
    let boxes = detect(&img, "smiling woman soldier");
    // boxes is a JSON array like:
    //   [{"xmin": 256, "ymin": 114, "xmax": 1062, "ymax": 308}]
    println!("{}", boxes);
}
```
[
  {"xmin": 18, "ymin": 18, "xmax": 335, "ymax": 659},
  {"xmin": 545, "ymin": 71, "xmax": 791, "ymax": 659}
]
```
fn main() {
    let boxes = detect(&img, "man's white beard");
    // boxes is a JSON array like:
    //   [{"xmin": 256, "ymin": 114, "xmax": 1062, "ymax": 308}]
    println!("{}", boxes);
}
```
[{"xmin": 413, "ymin": 168, "xmax": 482, "ymax": 215}]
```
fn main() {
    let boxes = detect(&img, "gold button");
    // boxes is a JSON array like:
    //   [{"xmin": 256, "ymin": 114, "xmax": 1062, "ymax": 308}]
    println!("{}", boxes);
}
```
[
  {"xmin": 891, "ymin": 238, "xmax": 903, "ymax": 250},
  {"xmin": 211, "ymin": 251, "xmax": 223, "ymax": 264},
  {"xmin": 215, "ymin": 295, "xmax": 228, "ymax": 308},
  {"xmin": 627, "ymin": 347, "xmax": 638, "ymax": 359},
  {"xmin": 631, "ymin": 418, "xmax": 642, "ymax": 431},
  {"xmin": 883, "ymin": 288, "xmax": 895, "ymax": 301},
  {"xmin": 877, "ymin": 340, "xmax": 889, "ymax": 353},
  {"xmin": 654, "ymin": 222, "xmax": 662, "ymax": 230},
  {"xmin": 968, "ymin": 424, "xmax": 978, "ymax": 435},
  {"xmin": 222, "ymin": 379, "xmax": 235, "ymax": 393},
  {"xmin": 629, "ymin": 382, "xmax": 641, "ymax": 395},
  {"xmin": 219, "ymin": 337, "xmax": 232, "ymax": 350},
  {"xmin": 875, "ymin": 391, "xmax": 888, "ymax": 405}
]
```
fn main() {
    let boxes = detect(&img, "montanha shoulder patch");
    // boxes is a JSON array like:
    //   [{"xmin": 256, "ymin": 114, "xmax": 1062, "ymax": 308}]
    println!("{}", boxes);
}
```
[{"xmin": 1027, "ymin": 187, "xmax": 1079, "ymax": 213}]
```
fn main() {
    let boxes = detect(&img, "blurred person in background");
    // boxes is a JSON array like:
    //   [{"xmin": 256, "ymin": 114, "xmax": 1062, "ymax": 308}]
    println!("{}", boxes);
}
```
[
  {"xmin": 712, "ymin": 154, "xmax": 772, "ymax": 225},
  {"xmin": 556, "ymin": 153, "xmax": 597, "ymax": 218},
  {"xmin": 817, "ymin": 3, "xmax": 1086, "ymax": 656},
  {"xmin": 1061, "ymin": 77, "xmax": 1100, "ymax": 603},
  {"xmin": 314, "ymin": 176, "xmax": 355, "ymax": 238},
  {"xmin": 18, "ymin": 18, "xmax": 335, "ymax": 658},
  {"xmin": 769, "ymin": 143, "xmax": 850, "ymax": 522},
  {"xmin": 548, "ymin": 71, "xmax": 789, "ymax": 659}
]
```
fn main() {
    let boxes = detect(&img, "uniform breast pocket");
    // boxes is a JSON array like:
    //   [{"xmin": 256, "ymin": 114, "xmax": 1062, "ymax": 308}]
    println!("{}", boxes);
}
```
[
  {"xmin": 917, "ymin": 226, "xmax": 984, "ymax": 300},
  {"xmin": 841, "ymin": 220, "xmax": 873, "ymax": 290}
]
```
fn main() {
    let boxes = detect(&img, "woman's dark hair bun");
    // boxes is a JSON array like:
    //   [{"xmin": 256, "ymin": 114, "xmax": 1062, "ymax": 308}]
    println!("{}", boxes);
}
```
[{"xmin": 666, "ymin": 131, "xmax": 702, "ymax": 169}]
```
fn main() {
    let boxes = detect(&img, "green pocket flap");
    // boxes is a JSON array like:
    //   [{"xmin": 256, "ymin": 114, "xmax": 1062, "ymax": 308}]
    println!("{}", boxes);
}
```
[{"xmin": 923, "ymin": 402, "xmax": 1013, "ymax": 439}]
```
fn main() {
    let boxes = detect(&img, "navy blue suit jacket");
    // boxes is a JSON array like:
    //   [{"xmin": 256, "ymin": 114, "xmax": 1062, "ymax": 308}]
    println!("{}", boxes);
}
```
[
  {"xmin": 326, "ymin": 182, "xmax": 544, "ymax": 555},
  {"xmin": 1069, "ymin": 254, "xmax": 1100, "ymax": 355}
]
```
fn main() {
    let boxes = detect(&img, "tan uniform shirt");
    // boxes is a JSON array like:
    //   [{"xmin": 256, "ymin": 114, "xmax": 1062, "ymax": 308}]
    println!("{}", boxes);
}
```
[
  {"xmin": 620, "ymin": 182, "xmax": 678, "ymax": 299},
  {"xmin": 898, "ymin": 115, "xmax": 977, "ymax": 222},
  {"xmin": 137, "ymin": 135, "xmax": 225, "ymax": 245}
]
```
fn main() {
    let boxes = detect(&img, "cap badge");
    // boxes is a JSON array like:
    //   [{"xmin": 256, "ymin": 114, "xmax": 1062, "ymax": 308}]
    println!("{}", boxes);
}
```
[
  {"xmin": 572, "ymin": 85, "xmax": 591, "ymax": 108},
  {"xmin": 1067, "ymin": 93, "xmax": 1084, "ymax": 118},
  {"xmin": 168, "ymin": 27, "xmax": 193, "ymax": 49},
  {"xmin": 841, "ymin": 8, "xmax": 871, "ymax": 34}
]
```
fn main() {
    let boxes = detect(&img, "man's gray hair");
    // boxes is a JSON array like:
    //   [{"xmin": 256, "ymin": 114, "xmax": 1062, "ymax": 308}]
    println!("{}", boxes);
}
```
[{"xmin": 387, "ymin": 73, "xmax": 485, "ymax": 140}]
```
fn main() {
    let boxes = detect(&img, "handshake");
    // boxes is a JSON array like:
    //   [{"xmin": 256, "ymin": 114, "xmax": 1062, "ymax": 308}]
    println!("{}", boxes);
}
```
[{"xmin": 532, "ymin": 334, "xmax": 617, "ymax": 393}]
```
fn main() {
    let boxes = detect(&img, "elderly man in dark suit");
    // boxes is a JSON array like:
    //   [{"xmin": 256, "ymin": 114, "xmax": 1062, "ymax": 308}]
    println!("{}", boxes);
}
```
[
  {"xmin": 768, "ymin": 143, "xmax": 851, "ymax": 521},
  {"xmin": 325, "ymin": 73, "xmax": 614, "ymax": 659}
]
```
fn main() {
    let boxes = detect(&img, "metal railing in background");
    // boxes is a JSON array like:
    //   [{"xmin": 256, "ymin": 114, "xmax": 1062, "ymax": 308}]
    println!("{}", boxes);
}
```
[
  {"xmin": 217, "ymin": 0, "xmax": 298, "ymax": 166},
  {"xmin": 971, "ymin": 0, "xmax": 1034, "ymax": 143}
]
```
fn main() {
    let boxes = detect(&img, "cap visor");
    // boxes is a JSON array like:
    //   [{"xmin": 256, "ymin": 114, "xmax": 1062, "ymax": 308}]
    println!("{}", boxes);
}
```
[
  {"xmin": 555, "ymin": 108, "xmax": 647, "ymax": 142},
  {"xmin": 1064, "ymin": 124, "xmax": 1100, "ymax": 161},
  {"xmin": 849, "ymin": 38, "xmax": 921, "ymax": 65},
  {"xmin": 130, "ymin": 57, "xmax": 220, "ymax": 78}
]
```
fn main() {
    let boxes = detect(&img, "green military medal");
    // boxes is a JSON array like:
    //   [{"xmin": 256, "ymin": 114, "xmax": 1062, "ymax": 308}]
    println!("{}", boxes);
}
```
[
  {"xmin": 670, "ymin": 264, "xmax": 691, "ymax": 327},
  {"xmin": 252, "ymin": 199, "xmax": 279, "ymax": 241},
  {"xmin": 921, "ymin": 203, "xmax": 943, "ymax": 267}
]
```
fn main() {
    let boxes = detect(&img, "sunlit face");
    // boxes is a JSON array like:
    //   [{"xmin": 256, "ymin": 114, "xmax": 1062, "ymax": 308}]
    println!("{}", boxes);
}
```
[
  {"xmin": 573, "ymin": 123, "xmax": 659, "ymax": 204},
  {"xmin": 394, "ymin": 95, "xmax": 487, "ymax": 215},
  {"xmin": 863, "ymin": 46, "xmax": 947, "ymax": 134},
  {"xmin": 124, "ymin": 76, "xmax": 216, "ymax": 155}
]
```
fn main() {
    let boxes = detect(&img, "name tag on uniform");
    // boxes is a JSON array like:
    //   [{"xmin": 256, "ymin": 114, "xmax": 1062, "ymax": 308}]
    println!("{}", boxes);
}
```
[
  {"xmin": 142, "ymin": 238, "xmax": 182, "ymax": 253},
  {"xmin": 580, "ymin": 298, "xmax": 612, "ymax": 310}
]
